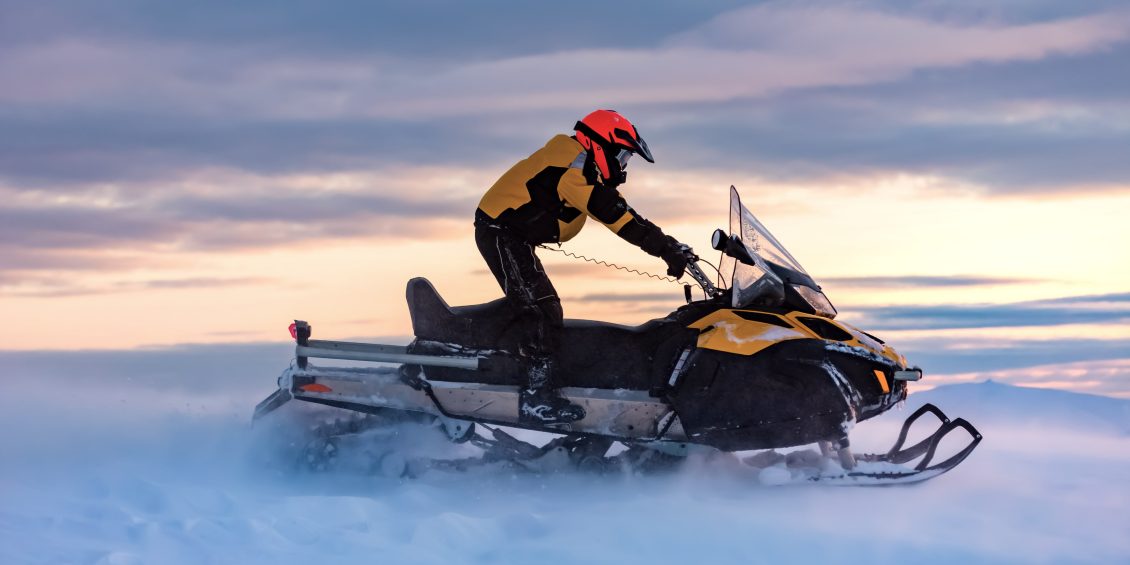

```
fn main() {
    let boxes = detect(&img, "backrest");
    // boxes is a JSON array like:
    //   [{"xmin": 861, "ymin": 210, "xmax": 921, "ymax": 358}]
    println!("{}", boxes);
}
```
[
  {"xmin": 406, "ymin": 277, "xmax": 520, "ymax": 347},
  {"xmin": 406, "ymin": 277, "xmax": 452, "ymax": 337}
]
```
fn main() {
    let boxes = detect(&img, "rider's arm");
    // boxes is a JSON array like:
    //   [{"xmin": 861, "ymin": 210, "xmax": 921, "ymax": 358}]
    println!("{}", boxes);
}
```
[{"xmin": 558, "ymin": 168, "xmax": 671, "ymax": 256}]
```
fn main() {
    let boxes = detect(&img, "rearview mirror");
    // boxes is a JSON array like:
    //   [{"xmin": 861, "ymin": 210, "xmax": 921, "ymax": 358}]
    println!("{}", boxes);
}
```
[{"xmin": 711, "ymin": 228, "xmax": 727, "ymax": 251}]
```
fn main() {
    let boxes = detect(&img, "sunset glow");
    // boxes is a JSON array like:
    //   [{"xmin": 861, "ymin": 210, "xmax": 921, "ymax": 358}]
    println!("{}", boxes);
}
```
[{"xmin": 1, "ymin": 1, "xmax": 1128, "ymax": 396}]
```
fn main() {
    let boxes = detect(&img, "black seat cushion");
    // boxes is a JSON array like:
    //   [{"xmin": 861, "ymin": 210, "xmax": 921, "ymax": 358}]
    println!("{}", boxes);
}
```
[
  {"xmin": 404, "ymin": 277, "xmax": 697, "ymax": 390},
  {"xmin": 407, "ymin": 277, "xmax": 521, "ymax": 349}
]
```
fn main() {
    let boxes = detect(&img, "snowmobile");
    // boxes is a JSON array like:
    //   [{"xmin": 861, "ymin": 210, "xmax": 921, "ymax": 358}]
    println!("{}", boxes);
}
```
[{"xmin": 253, "ymin": 186, "xmax": 981, "ymax": 485}]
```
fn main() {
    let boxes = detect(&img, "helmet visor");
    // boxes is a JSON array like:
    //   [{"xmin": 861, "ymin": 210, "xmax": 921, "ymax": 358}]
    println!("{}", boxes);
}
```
[
  {"xmin": 613, "ymin": 127, "xmax": 654, "ymax": 163},
  {"xmin": 616, "ymin": 148, "xmax": 633, "ymax": 170}
]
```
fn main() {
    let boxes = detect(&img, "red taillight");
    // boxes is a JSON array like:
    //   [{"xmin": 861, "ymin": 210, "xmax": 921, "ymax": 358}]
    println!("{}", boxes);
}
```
[
  {"xmin": 300, "ymin": 383, "xmax": 332, "ymax": 393},
  {"xmin": 289, "ymin": 322, "xmax": 298, "ymax": 340}
]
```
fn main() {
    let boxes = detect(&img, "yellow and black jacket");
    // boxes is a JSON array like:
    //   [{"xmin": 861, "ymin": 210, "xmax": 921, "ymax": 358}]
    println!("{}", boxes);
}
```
[{"xmin": 476, "ymin": 134, "xmax": 670, "ymax": 256}]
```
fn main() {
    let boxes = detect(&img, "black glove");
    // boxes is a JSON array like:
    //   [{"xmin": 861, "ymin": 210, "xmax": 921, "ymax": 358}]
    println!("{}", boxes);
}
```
[{"xmin": 659, "ymin": 236, "xmax": 693, "ymax": 279}]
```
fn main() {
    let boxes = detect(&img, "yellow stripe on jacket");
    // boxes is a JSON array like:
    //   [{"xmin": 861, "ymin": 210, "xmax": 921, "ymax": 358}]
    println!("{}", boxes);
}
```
[{"xmin": 477, "ymin": 134, "xmax": 637, "ymax": 244}]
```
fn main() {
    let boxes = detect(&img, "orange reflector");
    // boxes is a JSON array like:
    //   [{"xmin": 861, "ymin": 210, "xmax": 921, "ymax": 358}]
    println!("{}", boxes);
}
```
[
  {"xmin": 300, "ymin": 383, "xmax": 333, "ymax": 393},
  {"xmin": 873, "ymin": 370, "xmax": 890, "ymax": 394}
]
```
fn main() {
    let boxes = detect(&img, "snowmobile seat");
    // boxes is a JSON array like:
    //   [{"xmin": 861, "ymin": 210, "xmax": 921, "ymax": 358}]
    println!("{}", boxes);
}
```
[
  {"xmin": 407, "ymin": 277, "xmax": 522, "ymax": 349},
  {"xmin": 408, "ymin": 277, "xmax": 672, "ymax": 347},
  {"xmin": 406, "ymin": 278, "xmax": 697, "ymax": 390}
]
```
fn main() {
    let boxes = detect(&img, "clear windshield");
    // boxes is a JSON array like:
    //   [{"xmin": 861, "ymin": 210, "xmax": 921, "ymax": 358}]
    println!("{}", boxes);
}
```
[
  {"xmin": 736, "ymin": 190, "xmax": 808, "ymax": 276},
  {"xmin": 717, "ymin": 186, "xmax": 830, "ymax": 313}
]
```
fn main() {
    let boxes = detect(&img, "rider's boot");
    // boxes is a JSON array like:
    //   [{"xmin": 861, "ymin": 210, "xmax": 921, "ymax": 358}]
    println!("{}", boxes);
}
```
[{"xmin": 519, "ymin": 356, "xmax": 585, "ymax": 425}]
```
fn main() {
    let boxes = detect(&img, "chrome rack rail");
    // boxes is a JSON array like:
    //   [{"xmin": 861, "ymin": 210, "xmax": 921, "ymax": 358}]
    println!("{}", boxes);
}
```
[{"xmin": 291, "ymin": 320, "xmax": 482, "ymax": 370}]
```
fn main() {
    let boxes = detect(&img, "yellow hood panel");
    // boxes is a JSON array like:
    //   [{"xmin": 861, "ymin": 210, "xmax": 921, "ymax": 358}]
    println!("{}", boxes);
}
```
[{"xmin": 689, "ymin": 309, "xmax": 907, "ymax": 367}]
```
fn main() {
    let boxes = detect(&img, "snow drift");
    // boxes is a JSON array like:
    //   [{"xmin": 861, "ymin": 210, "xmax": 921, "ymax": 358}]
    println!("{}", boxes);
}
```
[{"xmin": 1, "ymin": 369, "xmax": 1127, "ymax": 564}]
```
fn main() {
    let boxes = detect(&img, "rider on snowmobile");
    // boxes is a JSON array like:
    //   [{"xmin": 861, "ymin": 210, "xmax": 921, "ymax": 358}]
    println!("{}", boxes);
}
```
[{"xmin": 475, "ymin": 109, "xmax": 692, "ymax": 424}]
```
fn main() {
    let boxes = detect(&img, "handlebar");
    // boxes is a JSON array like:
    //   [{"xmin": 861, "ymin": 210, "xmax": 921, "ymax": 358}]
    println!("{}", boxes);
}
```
[
  {"xmin": 685, "ymin": 261, "xmax": 720, "ymax": 298},
  {"xmin": 678, "ymin": 244, "xmax": 722, "ymax": 300}
]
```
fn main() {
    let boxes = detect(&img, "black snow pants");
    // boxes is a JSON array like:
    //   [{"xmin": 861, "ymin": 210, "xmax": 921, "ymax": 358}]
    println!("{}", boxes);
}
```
[{"xmin": 473, "ymin": 222, "xmax": 563, "ymax": 365}]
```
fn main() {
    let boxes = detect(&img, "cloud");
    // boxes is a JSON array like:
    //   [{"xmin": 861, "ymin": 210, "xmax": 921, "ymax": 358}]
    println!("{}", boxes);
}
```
[
  {"xmin": 0, "ymin": 171, "xmax": 478, "ymax": 288},
  {"xmin": 666, "ymin": 111, "xmax": 1130, "ymax": 193},
  {"xmin": 0, "ymin": 1, "xmax": 726, "ymax": 56},
  {"xmin": 5, "ymin": 4, "xmax": 1126, "ymax": 118},
  {"xmin": 0, "ymin": 247, "xmax": 163, "ymax": 273},
  {"xmin": 0, "ymin": 175, "xmax": 474, "ymax": 256},
  {"xmin": 576, "ymin": 292, "xmax": 684, "ymax": 303},
  {"xmin": 1037, "ymin": 293, "xmax": 1130, "ymax": 305},
  {"xmin": 874, "ymin": 0, "xmax": 1130, "ymax": 27},
  {"xmin": 2, "ymin": 1, "xmax": 1127, "ymax": 195},
  {"xmin": 166, "ymin": 191, "xmax": 467, "ymax": 224},
  {"xmin": 846, "ymin": 292, "xmax": 1130, "ymax": 331},
  {"xmin": 0, "ymin": 276, "xmax": 273, "ymax": 298},
  {"xmin": 927, "ymin": 358, "xmax": 1130, "ymax": 399},
  {"xmin": 647, "ymin": 34, "xmax": 1130, "ymax": 191},
  {"xmin": 2, "ymin": 0, "xmax": 1128, "ymax": 298},
  {"xmin": 821, "ymin": 275, "xmax": 1038, "ymax": 289},
  {"xmin": 346, "ymin": 5, "xmax": 1129, "ymax": 120},
  {"xmin": 0, "ymin": 111, "xmax": 513, "ymax": 187},
  {"xmin": 0, "ymin": 203, "xmax": 171, "ymax": 250},
  {"xmin": 895, "ymin": 335, "xmax": 1130, "ymax": 377}
]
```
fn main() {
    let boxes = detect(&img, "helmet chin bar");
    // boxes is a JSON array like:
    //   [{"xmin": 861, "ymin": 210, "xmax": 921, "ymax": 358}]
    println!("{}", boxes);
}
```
[
  {"xmin": 602, "ymin": 147, "xmax": 628, "ymax": 188},
  {"xmin": 584, "ymin": 139, "xmax": 627, "ymax": 188}
]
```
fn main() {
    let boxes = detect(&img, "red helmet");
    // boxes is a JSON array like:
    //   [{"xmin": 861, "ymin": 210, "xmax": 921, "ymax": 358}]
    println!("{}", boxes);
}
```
[{"xmin": 574, "ymin": 109, "xmax": 654, "ymax": 187}]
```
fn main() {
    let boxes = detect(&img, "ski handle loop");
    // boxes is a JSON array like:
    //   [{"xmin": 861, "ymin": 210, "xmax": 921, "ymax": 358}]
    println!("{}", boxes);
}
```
[
  {"xmin": 886, "ymin": 403, "xmax": 949, "ymax": 461},
  {"xmin": 914, "ymin": 417, "xmax": 982, "ymax": 472},
  {"xmin": 883, "ymin": 403, "xmax": 983, "ymax": 472}
]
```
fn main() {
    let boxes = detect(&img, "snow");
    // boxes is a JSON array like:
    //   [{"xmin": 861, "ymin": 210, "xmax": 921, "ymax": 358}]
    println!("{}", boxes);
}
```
[
  {"xmin": 755, "ymin": 465, "xmax": 793, "ymax": 486},
  {"xmin": 2, "ymin": 373, "xmax": 1128, "ymax": 564}
]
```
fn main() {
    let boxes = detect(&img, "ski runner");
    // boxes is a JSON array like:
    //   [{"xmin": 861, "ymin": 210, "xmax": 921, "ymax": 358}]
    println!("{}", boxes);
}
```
[{"xmin": 475, "ymin": 109, "xmax": 693, "ymax": 424}]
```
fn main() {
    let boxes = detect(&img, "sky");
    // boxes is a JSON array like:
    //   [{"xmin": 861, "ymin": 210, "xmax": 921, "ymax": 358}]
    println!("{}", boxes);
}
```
[{"xmin": 1, "ymin": 0, "xmax": 1129, "ymax": 396}]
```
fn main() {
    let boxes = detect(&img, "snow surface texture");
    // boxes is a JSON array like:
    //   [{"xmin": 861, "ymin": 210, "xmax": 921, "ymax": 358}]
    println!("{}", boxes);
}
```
[{"xmin": 1, "ymin": 370, "xmax": 1127, "ymax": 565}]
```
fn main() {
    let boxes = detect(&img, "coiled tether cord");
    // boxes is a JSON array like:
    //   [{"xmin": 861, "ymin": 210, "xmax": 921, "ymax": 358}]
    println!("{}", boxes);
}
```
[{"xmin": 536, "ymin": 244, "xmax": 722, "ymax": 300}]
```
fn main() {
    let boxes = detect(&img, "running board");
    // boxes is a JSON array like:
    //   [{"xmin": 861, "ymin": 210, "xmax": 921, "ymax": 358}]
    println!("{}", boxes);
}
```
[{"xmin": 254, "ymin": 363, "xmax": 687, "ymax": 443}]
